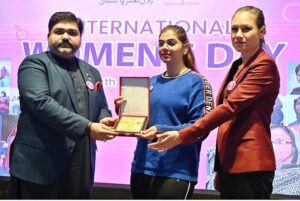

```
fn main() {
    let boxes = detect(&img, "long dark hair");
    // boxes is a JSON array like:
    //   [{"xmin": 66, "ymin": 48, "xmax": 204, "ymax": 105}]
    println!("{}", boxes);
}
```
[{"xmin": 159, "ymin": 25, "xmax": 197, "ymax": 72}]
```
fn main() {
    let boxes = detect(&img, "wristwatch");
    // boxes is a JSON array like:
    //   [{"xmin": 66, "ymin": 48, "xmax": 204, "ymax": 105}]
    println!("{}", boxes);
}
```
[{"xmin": 86, "ymin": 121, "xmax": 92, "ymax": 136}]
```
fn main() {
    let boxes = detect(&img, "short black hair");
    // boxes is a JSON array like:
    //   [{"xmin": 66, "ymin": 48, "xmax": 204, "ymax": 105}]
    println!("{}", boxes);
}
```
[{"xmin": 48, "ymin": 11, "xmax": 83, "ymax": 35}]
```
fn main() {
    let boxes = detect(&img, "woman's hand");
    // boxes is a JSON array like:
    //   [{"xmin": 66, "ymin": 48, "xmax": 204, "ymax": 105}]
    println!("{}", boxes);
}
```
[
  {"xmin": 114, "ymin": 96, "xmax": 127, "ymax": 115},
  {"xmin": 147, "ymin": 131, "xmax": 183, "ymax": 152},
  {"xmin": 136, "ymin": 126, "xmax": 157, "ymax": 140}
]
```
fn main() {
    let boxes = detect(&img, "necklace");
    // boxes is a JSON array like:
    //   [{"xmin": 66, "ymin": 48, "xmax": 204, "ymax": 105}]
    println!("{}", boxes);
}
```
[{"xmin": 162, "ymin": 68, "xmax": 191, "ymax": 79}]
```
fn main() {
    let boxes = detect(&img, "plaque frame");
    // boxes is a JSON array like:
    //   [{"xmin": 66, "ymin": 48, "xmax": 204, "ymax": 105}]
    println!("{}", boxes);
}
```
[{"xmin": 114, "ymin": 77, "xmax": 150, "ymax": 136}]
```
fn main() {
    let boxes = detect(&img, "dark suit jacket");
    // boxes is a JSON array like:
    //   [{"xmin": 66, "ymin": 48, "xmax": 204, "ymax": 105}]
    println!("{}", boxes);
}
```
[
  {"xmin": 9, "ymin": 51, "xmax": 111, "ymax": 185},
  {"xmin": 179, "ymin": 49, "xmax": 279, "ymax": 173}
]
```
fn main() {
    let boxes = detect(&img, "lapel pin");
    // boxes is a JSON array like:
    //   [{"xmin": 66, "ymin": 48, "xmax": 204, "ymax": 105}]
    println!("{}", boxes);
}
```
[
  {"xmin": 226, "ymin": 80, "xmax": 236, "ymax": 91},
  {"xmin": 86, "ymin": 80, "xmax": 95, "ymax": 90}
]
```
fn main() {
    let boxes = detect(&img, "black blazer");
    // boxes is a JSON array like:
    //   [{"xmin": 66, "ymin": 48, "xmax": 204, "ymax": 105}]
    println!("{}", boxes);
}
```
[{"xmin": 9, "ymin": 51, "xmax": 111, "ymax": 185}]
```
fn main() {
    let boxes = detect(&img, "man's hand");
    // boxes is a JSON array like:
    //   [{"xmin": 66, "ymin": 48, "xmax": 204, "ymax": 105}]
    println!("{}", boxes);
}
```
[
  {"xmin": 147, "ymin": 131, "xmax": 183, "ymax": 152},
  {"xmin": 135, "ymin": 126, "xmax": 157, "ymax": 140},
  {"xmin": 89, "ymin": 122, "xmax": 118, "ymax": 141}
]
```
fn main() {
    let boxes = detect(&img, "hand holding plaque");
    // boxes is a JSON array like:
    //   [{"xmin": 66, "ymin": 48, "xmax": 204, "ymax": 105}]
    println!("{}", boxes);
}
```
[{"xmin": 115, "ymin": 77, "xmax": 150, "ymax": 135}]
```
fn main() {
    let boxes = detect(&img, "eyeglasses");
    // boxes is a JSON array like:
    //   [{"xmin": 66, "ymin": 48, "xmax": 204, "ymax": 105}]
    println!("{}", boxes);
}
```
[{"xmin": 155, "ymin": 39, "xmax": 182, "ymax": 48}]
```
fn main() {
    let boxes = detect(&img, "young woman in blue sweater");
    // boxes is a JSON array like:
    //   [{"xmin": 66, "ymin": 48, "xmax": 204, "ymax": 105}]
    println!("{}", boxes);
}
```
[{"xmin": 115, "ymin": 25, "xmax": 213, "ymax": 199}]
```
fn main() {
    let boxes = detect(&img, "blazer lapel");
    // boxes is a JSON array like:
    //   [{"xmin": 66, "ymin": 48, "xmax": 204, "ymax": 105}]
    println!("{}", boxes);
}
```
[
  {"xmin": 216, "ymin": 58, "xmax": 242, "ymax": 105},
  {"xmin": 234, "ymin": 49, "xmax": 263, "ymax": 83},
  {"xmin": 78, "ymin": 60, "xmax": 96, "ymax": 119},
  {"xmin": 47, "ymin": 53, "xmax": 80, "ymax": 112},
  {"xmin": 53, "ymin": 63, "xmax": 80, "ymax": 112},
  {"xmin": 216, "ymin": 49, "xmax": 263, "ymax": 104}
]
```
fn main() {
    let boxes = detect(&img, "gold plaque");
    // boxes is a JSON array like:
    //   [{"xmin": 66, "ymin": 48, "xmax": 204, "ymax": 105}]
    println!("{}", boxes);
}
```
[{"xmin": 115, "ymin": 116, "xmax": 147, "ymax": 134}]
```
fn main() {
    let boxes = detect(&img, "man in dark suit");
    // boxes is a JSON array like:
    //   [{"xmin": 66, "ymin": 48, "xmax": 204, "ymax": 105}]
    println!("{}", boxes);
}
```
[{"xmin": 8, "ymin": 11, "xmax": 118, "ymax": 199}]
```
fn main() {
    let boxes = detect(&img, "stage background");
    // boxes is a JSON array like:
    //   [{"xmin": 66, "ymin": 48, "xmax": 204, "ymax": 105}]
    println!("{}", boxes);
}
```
[{"xmin": 0, "ymin": 0, "xmax": 300, "ymax": 196}]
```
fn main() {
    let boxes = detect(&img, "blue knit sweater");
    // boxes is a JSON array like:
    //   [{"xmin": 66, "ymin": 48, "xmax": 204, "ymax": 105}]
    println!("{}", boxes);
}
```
[{"xmin": 131, "ymin": 70, "xmax": 213, "ymax": 183}]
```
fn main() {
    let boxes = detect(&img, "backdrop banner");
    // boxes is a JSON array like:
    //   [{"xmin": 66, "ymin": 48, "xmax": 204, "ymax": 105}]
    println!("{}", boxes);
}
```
[{"xmin": 0, "ymin": 0, "xmax": 299, "ymax": 196}]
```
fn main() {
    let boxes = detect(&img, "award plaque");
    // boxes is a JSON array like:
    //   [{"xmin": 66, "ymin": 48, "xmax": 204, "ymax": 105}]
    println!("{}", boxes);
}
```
[
  {"xmin": 115, "ymin": 115, "xmax": 147, "ymax": 133},
  {"xmin": 115, "ymin": 77, "xmax": 150, "ymax": 135}
]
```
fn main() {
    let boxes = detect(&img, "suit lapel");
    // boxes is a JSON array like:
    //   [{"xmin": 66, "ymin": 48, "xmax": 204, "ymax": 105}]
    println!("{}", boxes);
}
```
[
  {"xmin": 216, "ymin": 49, "xmax": 263, "ymax": 104},
  {"xmin": 234, "ymin": 50, "xmax": 263, "ymax": 83},
  {"xmin": 216, "ymin": 59, "xmax": 242, "ymax": 105},
  {"xmin": 78, "ymin": 60, "xmax": 95, "ymax": 119},
  {"xmin": 54, "ymin": 64, "xmax": 80, "ymax": 112},
  {"xmin": 47, "ymin": 53, "xmax": 80, "ymax": 112}
]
